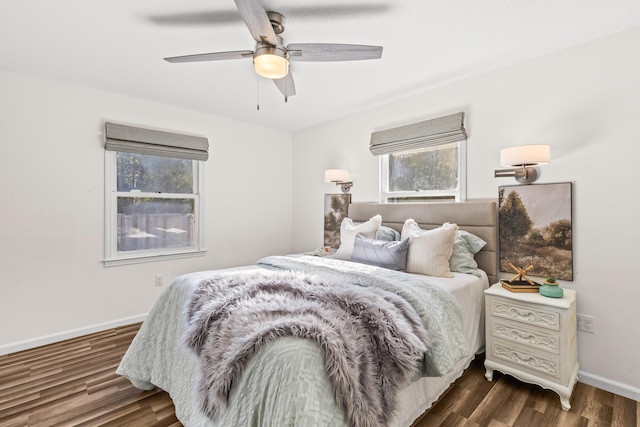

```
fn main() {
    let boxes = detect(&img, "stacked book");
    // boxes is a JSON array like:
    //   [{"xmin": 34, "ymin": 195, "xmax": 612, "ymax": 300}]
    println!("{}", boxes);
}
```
[{"xmin": 500, "ymin": 280, "xmax": 541, "ymax": 293}]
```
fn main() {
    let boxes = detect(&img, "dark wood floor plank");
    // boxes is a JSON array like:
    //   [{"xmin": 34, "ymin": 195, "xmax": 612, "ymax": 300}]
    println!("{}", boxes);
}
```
[
  {"xmin": 441, "ymin": 411, "xmax": 482, "ymax": 427},
  {"xmin": 1, "ymin": 323, "xmax": 637, "ymax": 427},
  {"xmin": 540, "ymin": 406, "xmax": 589, "ymax": 427},
  {"xmin": 0, "ymin": 414, "xmax": 29, "ymax": 427},
  {"xmin": 72, "ymin": 402, "xmax": 142, "ymax": 427},
  {"xmin": 612, "ymin": 393, "xmax": 638, "ymax": 427},
  {"xmin": 467, "ymin": 374, "xmax": 531, "ymax": 426},
  {"xmin": 520, "ymin": 382, "xmax": 553, "ymax": 415},
  {"xmin": 0, "ymin": 364, "xmax": 30, "ymax": 384},
  {"xmin": 98, "ymin": 405, "xmax": 160, "ymax": 427},
  {"xmin": 49, "ymin": 387, "xmax": 150, "ymax": 427},
  {"xmin": 414, "ymin": 411, "xmax": 445, "ymax": 427},
  {"xmin": 0, "ymin": 342, "xmax": 89, "ymax": 368},
  {"xmin": 1, "ymin": 362, "xmax": 115, "ymax": 408},
  {"xmin": 512, "ymin": 407, "xmax": 545, "ymax": 427}
]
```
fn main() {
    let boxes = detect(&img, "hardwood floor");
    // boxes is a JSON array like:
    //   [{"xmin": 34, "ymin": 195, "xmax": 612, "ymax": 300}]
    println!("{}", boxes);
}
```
[
  {"xmin": 0, "ymin": 324, "xmax": 179, "ymax": 427},
  {"xmin": 415, "ymin": 359, "xmax": 639, "ymax": 427},
  {"xmin": 1, "ymin": 324, "xmax": 637, "ymax": 427}
]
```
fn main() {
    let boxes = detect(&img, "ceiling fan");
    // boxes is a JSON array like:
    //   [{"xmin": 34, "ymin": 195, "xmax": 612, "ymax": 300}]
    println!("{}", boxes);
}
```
[{"xmin": 164, "ymin": 0, "xmax": 383, "ymax": 100}]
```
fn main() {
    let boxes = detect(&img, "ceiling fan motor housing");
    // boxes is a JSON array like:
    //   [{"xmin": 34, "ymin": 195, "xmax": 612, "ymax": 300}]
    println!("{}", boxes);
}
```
[
  {"xmin": 266, "ymin": 11, "xmax": 285, "ymax": 35},
  {"xmin": 254, "ymin": 43, "xmax": 289, "ymax": 60}
]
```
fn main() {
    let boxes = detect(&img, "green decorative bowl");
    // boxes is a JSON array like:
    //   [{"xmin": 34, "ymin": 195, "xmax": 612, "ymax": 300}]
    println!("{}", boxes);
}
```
[{"xmin": 540, "ymin": 280, "xmax": 564, "ymax": 298}]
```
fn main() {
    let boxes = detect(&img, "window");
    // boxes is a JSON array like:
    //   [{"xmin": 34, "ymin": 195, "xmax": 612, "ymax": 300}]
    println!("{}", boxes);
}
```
[
  {"xmin": 104, "ymin": 123, "xmax": 207, "ymax": 266},
  {"xmin": 380, "ymin": 141, "xmax": 466, "ymax": 202},
  {"xmin": 371, "ymin": 112, "xmax": 467, "ymax": 203}
]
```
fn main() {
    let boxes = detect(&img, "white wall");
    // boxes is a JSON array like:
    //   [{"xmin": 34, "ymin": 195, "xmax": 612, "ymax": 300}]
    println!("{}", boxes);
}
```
[
  {"xmin": 1, "ymin": 25, "xmax": 638, "ymax": 400},
  {"xmin": 292, "ymin": 27, "xmax": 640, "ymax": 398},
  {"xmin": 0, "ymin": 70, "xmax": 293, "ymax": 350}
]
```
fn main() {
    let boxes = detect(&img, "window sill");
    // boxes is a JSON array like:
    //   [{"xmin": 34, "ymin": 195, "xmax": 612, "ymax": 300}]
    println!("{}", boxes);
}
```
[{"xmin": 103, "ymin": 249, "xmax": 207, "ymax": 267}]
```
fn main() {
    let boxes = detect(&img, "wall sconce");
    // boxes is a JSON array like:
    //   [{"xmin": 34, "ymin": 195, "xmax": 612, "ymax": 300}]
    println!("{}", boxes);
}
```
[
  {"xmin": 324, "ymin": 169, "xmax": 353, "ymax": 193},
  {"xmin": 494, "ymin": 144, "xmax": 550, "ymax": 184}
]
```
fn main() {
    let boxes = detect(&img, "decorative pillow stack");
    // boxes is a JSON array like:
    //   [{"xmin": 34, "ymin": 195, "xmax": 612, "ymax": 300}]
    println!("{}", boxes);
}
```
[
  {"xmin": 351, "ymin": 234, "xmax": 409, "ymax": 271},
  {"xmin": 332, "ymin": 215, "xmax": 382, "ymax": 260},
  {"xmin": 401, "ymin": 220, "xmax": 459, "ymax": 278},
  {"xmin": 332, "ymin": 215, "xmax": 485, "ymax": 277}
]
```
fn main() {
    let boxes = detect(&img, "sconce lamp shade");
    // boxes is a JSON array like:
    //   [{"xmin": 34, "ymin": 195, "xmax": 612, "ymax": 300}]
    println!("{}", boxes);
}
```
[
  {"xmin": 495, "ymin": 144, "xmax": 551, "ymax": 184},
  {"xmin": 500, "ymin": 144, "xmax": 550, "ymax": 167},
  {"xmin": 324, "ymin": 169, "xmax": 350, "ymax": 183},
  {"xmin": 324, "ymin": 169, "xmax": 353, "ymax": 193}
]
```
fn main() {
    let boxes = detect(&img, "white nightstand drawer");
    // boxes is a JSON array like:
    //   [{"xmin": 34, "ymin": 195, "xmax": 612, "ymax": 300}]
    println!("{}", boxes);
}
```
[
  {"xmin": 490, "ymin": 318, "xmax": 560, "ymax": 355},
  {"xmin": 491, "ymin": 340, "xmax": 561, "ymax": 380},
  {"xmin": 490, "ymin": 299, "xmax": 560, "ymax": 331}
]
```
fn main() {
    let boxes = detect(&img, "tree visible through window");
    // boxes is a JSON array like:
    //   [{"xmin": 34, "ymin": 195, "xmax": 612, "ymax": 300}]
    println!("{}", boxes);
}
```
[
  {"xmin": 389, "ymin": 143, "xmax": 458, "ymax": 192},
  {"xmin": 117, "ymin": 154, "xmax": 193, "ymax": 193},
  {"xmin": 381, "ymin": 141, "xmax": 465, "ymax": 202}
]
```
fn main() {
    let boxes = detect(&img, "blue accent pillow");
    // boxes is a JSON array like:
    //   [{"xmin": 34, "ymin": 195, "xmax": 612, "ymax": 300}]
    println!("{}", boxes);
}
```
[
  {"xmin": 376, "ymin": 226, "xmax": 401, "ymax": 242},
  {"xmin": 351, "ymin": 235, "xmax": 409, "ymax": 271},
  {"xmin": 449, "ymin": 230, "xmax": 487, "ymax": 276}
]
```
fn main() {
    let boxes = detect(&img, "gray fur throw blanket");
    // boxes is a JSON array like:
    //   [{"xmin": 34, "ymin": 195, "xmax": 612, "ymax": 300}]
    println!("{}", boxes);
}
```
[{"xmin": 184, "ymin": 269, "xmax": 431, "ymax": 427}]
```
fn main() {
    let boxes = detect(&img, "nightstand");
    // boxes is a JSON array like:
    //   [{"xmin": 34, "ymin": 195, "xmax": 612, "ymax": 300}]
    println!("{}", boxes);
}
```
[
  {"xmin": 484, "ymin": 283, "xmax": 578, "ymax": 411},
  {"xmin": 301, "ymin": 248, "xmax": 336, "ymax": 257}
]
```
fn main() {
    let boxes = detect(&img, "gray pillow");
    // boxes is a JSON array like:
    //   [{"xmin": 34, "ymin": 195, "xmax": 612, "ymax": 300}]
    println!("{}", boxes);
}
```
[
  {"xmin": 376, "ymin": 226, "xmax": 401, "ymax": 242},
  {"xmin": 351, "ymin": 235, "xmax": 409, "ymax": 271},
  {"xmin": 449, "ymin": 230, "xmax": 487, "ymax": 276}
]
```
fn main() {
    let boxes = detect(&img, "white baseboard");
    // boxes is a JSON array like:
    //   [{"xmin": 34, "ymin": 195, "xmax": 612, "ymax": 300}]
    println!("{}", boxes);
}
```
[
  {"xmin": 0, "ymin": 314, "xmax": 147, "ymax": 356},
  {"xmin": 578, "ymin": 370, "xmax": 640, "ymax": 402}
]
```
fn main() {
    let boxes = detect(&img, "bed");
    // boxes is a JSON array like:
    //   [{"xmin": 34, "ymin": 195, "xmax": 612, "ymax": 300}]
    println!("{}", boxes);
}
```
[{"xmin": 117, "ymin": 201, "xmax": 497, "ymax": 427}]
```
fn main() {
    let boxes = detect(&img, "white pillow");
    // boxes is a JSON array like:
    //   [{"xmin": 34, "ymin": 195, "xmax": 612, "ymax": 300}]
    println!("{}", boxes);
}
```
[
  {"xmin": 401, "ymin": 219, "xmax": 459, "ymax": 277},
  {"xmin": 332, "ymin": 215, "xmax": 382, "ymax": 260}
]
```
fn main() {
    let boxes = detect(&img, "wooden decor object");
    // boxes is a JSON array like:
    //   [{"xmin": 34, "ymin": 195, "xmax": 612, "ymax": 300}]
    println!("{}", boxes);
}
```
[{"xmin": 501, "ymin": 262, "xmax": 540, "ymax": 292}]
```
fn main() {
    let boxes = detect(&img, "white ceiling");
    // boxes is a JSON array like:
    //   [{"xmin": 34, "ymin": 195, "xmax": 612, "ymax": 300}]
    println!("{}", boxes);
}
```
[{"xmin": 2, "ymin": 1, "xmax": 640, "ymax": 132}]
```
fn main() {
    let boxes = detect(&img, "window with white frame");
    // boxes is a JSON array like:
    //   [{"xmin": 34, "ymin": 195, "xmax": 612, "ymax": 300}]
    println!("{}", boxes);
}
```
[
  {"xmin": 104, "ymin": 123, "xmax": 208, "ymax": 266},
  {"xmin": 371, "ymin": 112, "xmax": 467, "ymax": 202}
]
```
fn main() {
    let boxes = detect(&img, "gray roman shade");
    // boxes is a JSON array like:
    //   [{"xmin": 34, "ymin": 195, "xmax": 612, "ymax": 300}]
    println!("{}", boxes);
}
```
[
  {"xmin": 105, "ymin": 122, "xmax": 209, "ymax": 161},
  {"xmin": 369, "ymin": 112, "xmax": 466, "ymax": 156}
]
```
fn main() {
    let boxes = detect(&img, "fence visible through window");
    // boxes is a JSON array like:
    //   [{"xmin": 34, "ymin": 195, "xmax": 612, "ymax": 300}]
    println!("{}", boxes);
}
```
[{"xmin": 117, "ymin": 213, "xmax": 195, "ymax": 251}]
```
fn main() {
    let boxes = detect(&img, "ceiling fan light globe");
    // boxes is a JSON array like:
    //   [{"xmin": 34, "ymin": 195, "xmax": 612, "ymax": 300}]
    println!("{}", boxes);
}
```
[{"xmin": 254, "ymin": 46, "xmax": 289, "ymax": 79}]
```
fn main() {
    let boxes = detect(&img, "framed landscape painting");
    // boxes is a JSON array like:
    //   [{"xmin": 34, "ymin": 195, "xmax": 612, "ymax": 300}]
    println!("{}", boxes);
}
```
[
  {"xmin": 323, "ymin": 194, "xmax": 350, "ymax": 249},
  {"xmin": 499, "ymin": 182, "xmax": 573, "ymax": 281}
]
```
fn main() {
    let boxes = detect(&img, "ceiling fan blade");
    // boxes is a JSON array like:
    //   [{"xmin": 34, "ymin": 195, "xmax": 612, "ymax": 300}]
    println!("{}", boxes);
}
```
[
  {"xmin": 287, "ymin": 43, "xmax": 383, "ymax": 62},
  {"xmin": 164, "ymin": 50, "xmax": 254, "ymax": 63},
  {"xmin": 273, "ymin": 72, "xmax": 296, "ymax": 98},
  {"xmin": 234, "ymin": 0, "xmax": 279, "ymax": 45},
  {"xmin": 147, "ymin": 5, "xmax": 391, "ymax": 27}
]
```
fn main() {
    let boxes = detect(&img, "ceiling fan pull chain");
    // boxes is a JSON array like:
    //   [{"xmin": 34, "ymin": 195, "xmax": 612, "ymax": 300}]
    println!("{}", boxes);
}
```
[
  {"xmin": 256, "ymin": 74, "xmax": 260, "ymax": 111},
  {"xmin": 284, "ymin": 64, "xmax": 289, "ymax": 103}
]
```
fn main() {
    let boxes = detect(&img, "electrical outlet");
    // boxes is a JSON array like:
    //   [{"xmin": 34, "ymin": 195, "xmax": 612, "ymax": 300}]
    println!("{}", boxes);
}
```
[
  {"xmin": 576, "ymin": 314, "xmax": 594, "ymax": 333},
  {"xmin": 155, "ymin": 275, "xmax": 163, "ymax": 287}
]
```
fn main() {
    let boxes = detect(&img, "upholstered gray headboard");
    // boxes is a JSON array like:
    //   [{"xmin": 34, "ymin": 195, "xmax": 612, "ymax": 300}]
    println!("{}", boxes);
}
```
[{"xmin": 348, "ymin": 201, "xmax": 498, "ymax": 284}]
